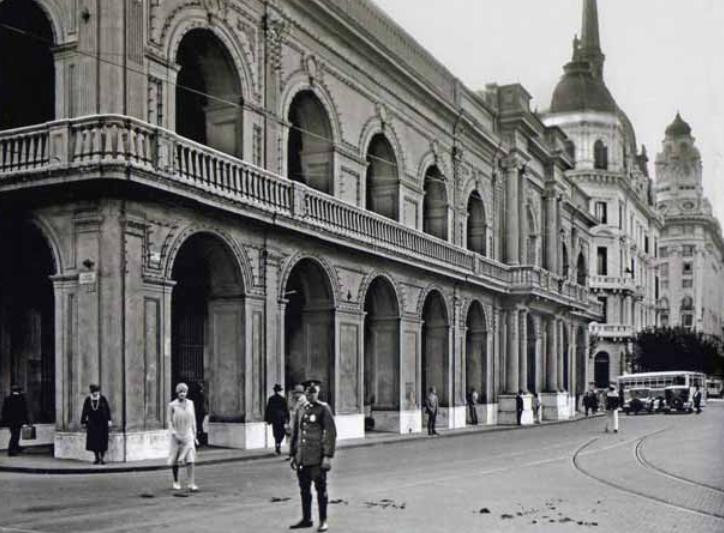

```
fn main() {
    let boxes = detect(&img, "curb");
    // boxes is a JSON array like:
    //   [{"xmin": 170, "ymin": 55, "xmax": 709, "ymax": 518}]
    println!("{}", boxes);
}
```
[{"xmin": 0, "ymin": 413, "xmax": 603, "ymax": 475}]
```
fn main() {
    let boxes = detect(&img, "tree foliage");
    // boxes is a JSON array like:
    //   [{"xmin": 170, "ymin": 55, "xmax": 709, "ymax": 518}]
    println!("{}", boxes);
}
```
[{"xmin": 632, "ymin": 326, "xmax": 724, "ymax": 375}]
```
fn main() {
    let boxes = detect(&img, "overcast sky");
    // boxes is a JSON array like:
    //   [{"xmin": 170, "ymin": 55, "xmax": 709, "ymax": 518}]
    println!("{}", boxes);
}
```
[{"xmin": 373, "ymin": 0, "xmax": 724, "ymax": 221}]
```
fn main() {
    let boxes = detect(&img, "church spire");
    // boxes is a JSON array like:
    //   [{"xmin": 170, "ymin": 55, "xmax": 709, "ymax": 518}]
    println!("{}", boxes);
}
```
[{"xmin": 577, "ymin": 0, "xmax": 605, "ymax": 79}]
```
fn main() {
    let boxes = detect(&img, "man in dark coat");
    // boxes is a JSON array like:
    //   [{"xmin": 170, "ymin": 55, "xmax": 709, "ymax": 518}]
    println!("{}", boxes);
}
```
[
  {"xmin": 265, "ymin": 383, "xmax": 290, "ymax": 455},
  {"xmin": 425, "ymin": 387, "xmax": 439, "ymax": 436},
  {"xmin": 80, "ymin": 384, "xmax": 112, "ymax": 464},
  {"xmin": 693, "ymin": 386, "xmax": 703, "ymax": 414},
  {"xmin": 289, "ymin": 379, "xmax": 336, "ymax": 532},
  {"xmin": 188, "ymin": 382, "xmax": 207, "ymax": 446},
  {"xmin": 515, "ymin": 390, "xmax": 524, "ymax": 425},
  {"xmin": 2, "ymin": 385, "xmax": 29, "ymax": 456}
]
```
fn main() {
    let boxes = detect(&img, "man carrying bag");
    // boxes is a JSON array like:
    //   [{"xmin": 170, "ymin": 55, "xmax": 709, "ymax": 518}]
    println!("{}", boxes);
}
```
[{"xmin": 2, "ymin": 385, "xmax": 30, "ymax": 456}]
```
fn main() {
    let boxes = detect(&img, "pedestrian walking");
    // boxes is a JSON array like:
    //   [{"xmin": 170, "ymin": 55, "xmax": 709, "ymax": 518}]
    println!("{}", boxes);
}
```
[
  {"xmin": 425, "ymin": 387, "xmax": 439, "ymax": 435},
  {"xmin": 604, "ymin": 385, "xmax": 620, "ymax": 433},
  {"xmin": 515, "ymin": 390, "xmax": 524, "ymax": 425},
  {"xmin": 80, "ymin": 384, "xmax": 112, "ymax": 464},
  {"xmin": 265, "ymin": 383, "xmax": 290, "ymax": 455},
  {"xmin": 289, "ymin": 379, "xmax": 336, "ymax": 532},
  {"xmin": 188, "ymin": 382, "xmax": 207, "ymax": 447},
  {"xmin": 467, "ymin": 388, "xmax": 479, "ymax": 425},
  {"xmin": 168, "ymin": 382, "xmax": 198, "ymax": 492},
  {"xmin": 693, "ymin": 385, "xmax": 702, "ymax": 414},
  {"xmin": 583, "ymin": 388, "xmax": 596, "ymax": 416},
  {"xmin": 532, "ymin": 392, "xmax": 541, "ymax": 424},
  {"xmin": 1, "ymin": 385, "xmax": 29, "ymax": 456}
]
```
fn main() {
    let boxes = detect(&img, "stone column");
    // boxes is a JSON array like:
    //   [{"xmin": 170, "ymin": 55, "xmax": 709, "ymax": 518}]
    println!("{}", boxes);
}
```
[
  {"xmin": 533, "ymin": 314, "xmax": 543, "ymax": 393},
  {"xmin": 491, "ymin": 307, "xmax": 501, "ymax": 401},
  {"xmin": 518, "ymin": 307, "xmax": 528, "ymax": 393},
  {"xmin": 505, "ymin": 159, "xmax": 520, "ymax": 265},
  {"xmin": 335, "ymin": 305, "xmax": 365, "ymax": 440},
  {"xmin": 400, "ymin": 314, "xmax": 422, "ymax": 433},
  {"xmin": 545, "ymin": 190, "xmax": 558, "ymax": 272},
  {"xmin": 506, "ymin": 308, "xmax": 519, "ymax": 393},
  {"xmin": 546, "ymin": 317, "xmax": 558, "ymax": 392},
  {"xmin": 557, "ymin": 318, "xmax": 565, "ymax": 392}
]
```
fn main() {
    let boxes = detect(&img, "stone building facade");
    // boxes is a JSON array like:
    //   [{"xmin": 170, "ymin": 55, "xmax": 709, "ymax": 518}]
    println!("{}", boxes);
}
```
[
  {"xmin": 0, "ymin": 0, "xmax": 600, "ymax": 460},
  {"xmin": 655, "ymin": 114, "xmax": 724, "ymax": 336},
  {"xmin": 542, "ymin": 0, "xmax": 661, "ymax": 388}
]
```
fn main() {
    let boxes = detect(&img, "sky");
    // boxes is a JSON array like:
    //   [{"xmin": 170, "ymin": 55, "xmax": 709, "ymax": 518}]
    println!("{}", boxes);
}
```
[{"xmin": 372, "ymin": 0, "xmax": 724, "ymax": 221}]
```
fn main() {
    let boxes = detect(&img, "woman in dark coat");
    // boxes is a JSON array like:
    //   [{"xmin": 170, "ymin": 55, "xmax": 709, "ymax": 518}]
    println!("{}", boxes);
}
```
[{"xmin": 81, "ymin": 384, "xmax": 112, "ymax": 464}]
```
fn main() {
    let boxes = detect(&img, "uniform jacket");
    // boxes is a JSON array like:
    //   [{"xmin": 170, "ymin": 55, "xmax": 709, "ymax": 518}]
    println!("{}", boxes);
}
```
[
  {"xmin": 290, "ymin": 400, "xmax": 336, "ymax": 466},
  {"xmin": 425, "ymin": 392, "xmax": 439, "ymax": 415},
  {"xmin": 2, "ymin": 393, "xmax": 29, "ymax": 427}
]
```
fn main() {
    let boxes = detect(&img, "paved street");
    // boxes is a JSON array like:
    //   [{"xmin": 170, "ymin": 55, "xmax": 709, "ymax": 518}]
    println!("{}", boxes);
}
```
[{"xmin": 1, "ymin": 404, "xmax": 723, "ymax": 533}]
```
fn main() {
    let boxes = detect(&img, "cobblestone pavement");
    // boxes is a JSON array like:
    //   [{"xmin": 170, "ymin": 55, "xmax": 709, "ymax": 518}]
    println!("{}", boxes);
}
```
[{"xmin": 1, "ymin": 403, "xmax": 722, "ymax": 533}]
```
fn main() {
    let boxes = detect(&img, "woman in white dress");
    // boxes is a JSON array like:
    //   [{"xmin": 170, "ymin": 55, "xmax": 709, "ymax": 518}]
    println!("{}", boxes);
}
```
[{"xmin": 168, "ymin": 382, "xmax": 198, "ymax": 491}]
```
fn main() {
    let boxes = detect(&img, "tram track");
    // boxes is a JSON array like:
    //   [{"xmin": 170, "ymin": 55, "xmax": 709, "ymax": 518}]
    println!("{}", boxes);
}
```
[
  {"xmin": 571, "ymin": 430, "xmax": 724, "ymax": 522},
  {"xmin": 634, "ymin": 432, "xmax": 724, "ymax": 495}
]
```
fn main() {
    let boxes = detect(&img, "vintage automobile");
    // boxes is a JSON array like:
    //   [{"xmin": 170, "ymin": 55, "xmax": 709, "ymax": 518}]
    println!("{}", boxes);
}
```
[
  {"xmin": 622, "ymin": 387, "xmax": 654, "ymax": 415},
  {"xmin": 664, "ymin": 386, "xmax": 694, "ymax": 414}
]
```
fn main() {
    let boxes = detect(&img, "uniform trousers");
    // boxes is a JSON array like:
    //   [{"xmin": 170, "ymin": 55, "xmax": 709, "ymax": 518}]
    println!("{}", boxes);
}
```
[{"xmin": 297, "ymin": 464, "xmax": 328, "ymax": 522}]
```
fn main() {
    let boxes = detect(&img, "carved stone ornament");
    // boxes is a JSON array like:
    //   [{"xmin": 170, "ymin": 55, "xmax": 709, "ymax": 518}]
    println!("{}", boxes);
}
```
[
  {"xmin": 376, "ymin": 102, "xmax": 388, "ymax": 127},
  {"xmin": 431, "ymin": 139, "xmax": 440, "ymax": 160},
  {"xmin": 202, "ymin": 0, "xmax": 230, "ymax": 21},
  {"xmin": 266, "ymin": 12, "xmax": 287, "ymax": 71},
  {"xmin": 304, "ymin": 54, "xmax": 321, "ymax": 83}
]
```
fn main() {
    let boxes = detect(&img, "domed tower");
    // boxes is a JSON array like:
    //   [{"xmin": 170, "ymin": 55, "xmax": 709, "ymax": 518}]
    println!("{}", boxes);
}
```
[{"xmin": 655, "ymin": 113, "xmax": 704, "ymax": 210}]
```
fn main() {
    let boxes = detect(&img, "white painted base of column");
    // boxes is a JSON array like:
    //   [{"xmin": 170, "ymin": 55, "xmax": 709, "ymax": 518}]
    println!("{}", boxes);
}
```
[
  {"xmin": 399, "ymin": 409, "xmax": 421, "ymax": 434},
  {"xmin": 0, "ymin": 423, "xmax": 54, "ymax": 450},
  {"xmin": 209, "ymin": 422, "xmax": 268, "ymax": 449},
  {"xmin": 540, "ymin": 392, "xmax": 571, "ymax": 421},
  {"xmin": 482, "ymin": 403, "xmax": 498, "ymax": 425},
  {"xmin": 335, "ymin": 414, "xmax": 364, "ymax": 440},
  {"xmin": 497, "ymin": 394, "xmax": 534, "ymax": 425},
  {"xmin": 448, "ymin": 405, "xmax": 467, "ymax": 428},
  {"xmin": 55, "ymin": 430, "xmax": 170, "ymax": 462},
  {"xmin": 367, "ymin": 409, "xmax": 422, "ymax": 434}
]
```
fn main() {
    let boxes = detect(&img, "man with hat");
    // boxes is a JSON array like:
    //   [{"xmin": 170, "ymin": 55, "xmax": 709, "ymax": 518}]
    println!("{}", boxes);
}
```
[
  {"xmin": 2, "ymin": 385, "xmax": 29, "ymax": 456},
  {"xmin": 604, "ymin": 384, "xmax": 620, "ymax": 433},
  {"xmin": 265, "ymin": 383, "xmax": 290, "ymax": 455},
  {"xmin": 289, "ymin": 379, "xmax": 337, "ymax": 531}
]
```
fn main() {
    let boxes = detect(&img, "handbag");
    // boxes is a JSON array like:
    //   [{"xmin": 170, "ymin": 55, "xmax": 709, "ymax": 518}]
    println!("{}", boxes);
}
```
[{"xmin": 21, "ymin": 425, "xmax": 36, "ymax": 440}]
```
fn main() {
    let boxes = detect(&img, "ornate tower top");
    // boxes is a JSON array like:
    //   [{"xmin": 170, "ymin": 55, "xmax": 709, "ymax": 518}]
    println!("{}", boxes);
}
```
[
  {"xmin": 656, "ymin": 113, "xmax": 703, "ymax": 208},
  {"xmin": 578, "ymin": 0, "xmax": 605, "ymax": 79}
]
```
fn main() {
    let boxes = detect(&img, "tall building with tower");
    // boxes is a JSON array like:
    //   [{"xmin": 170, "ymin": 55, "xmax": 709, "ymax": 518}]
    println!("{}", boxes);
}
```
[
  {"xmin": 542, "ymin": 0, "xmax": 662, "ymax": 387},
  {"xmin": 655, "ymin": 114, "xmax": 724, "ymax": 336}
]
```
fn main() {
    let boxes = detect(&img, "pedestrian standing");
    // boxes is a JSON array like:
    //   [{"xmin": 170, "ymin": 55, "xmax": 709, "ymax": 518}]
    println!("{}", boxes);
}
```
[
  {"xmin": 604, "ymin": 385, "xmax": 620, "ymax": 433},
  {"xmin": 425, "ymin": 387, "xmax": 439, "ymax": 436},
  {"xmin": 168, "ymin": 382, "xmax": 198, "ymax": 492},
  {"xmin": 80, "ymin": 384, "xmax": 112, "ymax": 464},
  {"xmin": 1, "ymin": 385, "xmax": 29, "ymax": 456},
  {"xmin": 289, "ymin": 379, "xmax": 336, "ymax": 532},
  {"xmin": 265, "ymin": 383, "xmax": 290, "ymax": 455},
  {"xmin": 188, "ymin": 382, "xmax": 207, "ymax": 447},
  {"xmin": 515, "ymin": 390, "xmax": 524, "ymax": 425},
  {"xmin": 467, "ymin": 388, "xmax": 479, "ymax": 425},
  {"xmin": 693, "ymin": 385, "xmax": 702, "ymax": 414},
  {"xmin": 532, "ymin": 392, "xmax": 541, "ymax": 424}
]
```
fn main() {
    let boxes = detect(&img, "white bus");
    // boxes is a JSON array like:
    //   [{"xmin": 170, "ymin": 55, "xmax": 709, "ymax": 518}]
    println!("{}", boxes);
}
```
[
  {"xmin": 617, "ymin": 371, "xmax": 707, "ymax": 413},
  {"xmin": 706, "ymin": 377, "xmax": 723, "ymax": 398}
]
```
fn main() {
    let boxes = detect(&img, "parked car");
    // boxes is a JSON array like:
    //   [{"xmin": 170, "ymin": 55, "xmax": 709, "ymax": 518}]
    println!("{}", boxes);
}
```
[
  {"xmin": 664, "ymin": 386, "xmax": 694, "ymax": 414},
  {"xmin": 622, "ymin": 387, "xmax": 654, "ymax": 415}
]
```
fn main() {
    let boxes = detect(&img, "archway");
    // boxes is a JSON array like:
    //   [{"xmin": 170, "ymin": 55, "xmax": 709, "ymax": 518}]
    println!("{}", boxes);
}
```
[
  {"xmin": 526, "ymin": 314, "xmax": 536, "ymax": 393},
  {"xmin": 366, "ymin": 134, "xmax": 399, "ymax": 220},
  {"xmin": 0, "ymin": 221, "xmax": 56, "ymax": 423},
  {"xmin": 284, "ymin": 259, "xmax": 335, "ymax": 406},
  {"xmin": 576, "ymin": 252, "xmax": 587, "ymax": 286},
  {"xmin": 287, "ymin": 91, "xmax": 334, "ymax": 194},
  {"xmin": 422, "ymin": 291, "xmax": 449, "ymax": 407},
  {"xmin": 364, "ymin": 277, "xmax": 400, "ymax": 418},
  {"xmin": 593, "ymin": 352, "xmax": 610, "ymax": 388},
  {"xmin": 575, "ymin": 325, "xmax": 587, "ymax": 398},
  {"xmin": 423, "ymin": 166, "xmax": 448, "ymax": 241},
  {"xmin": 176, "ymin": 29, "xmax": 243, "ymax": 157},
  {"xmin": 171, "ymin": 233, "xmax": 245, "ymax": 422},
  {"xmin": 526, "ymin": 207, "xmax": 538, "ymax": 265},
  {"xmin": 465, "ymin": 301, "xmax": 487, "ymax": 403},
  {"xmin": 0, "ymin": 0, "xmax": 55, "ymax": 130},
  {"xmin": 466, "ymin": 192, "xmax": 487, "ymax": 256}
]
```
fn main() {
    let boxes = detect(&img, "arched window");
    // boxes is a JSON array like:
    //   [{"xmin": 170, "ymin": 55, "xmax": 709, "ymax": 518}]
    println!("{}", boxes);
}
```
[
  {"xmin": 176, "ymin": 30, "xmax": 243, "ymax": 157},
  {"xmin": 576, "ymin": 252, "xmax": 587, "ymax": 285},
  {"xmin": 423, "ymin": 166, "xmax": 449, "ymax": 241},
  {"xmin": 681, "ymin": 296, "xmax": 693, "ymax": 310},
  {"xmin": 466, "ymin": 192, "xmax": 487, "ymax": 256},
  {"xmin": 0, "ymin": 0, "xmax": 55, "ymax": 130},
  {"xmin": 594, "ymin": 140, "xmax": 608, "ymax": 170},
  {"xmin": 366, "ymin": 134, "xmax": 399, "ymax": 220},
  {"xmin": 561, "ymin": 243, "xmax": 570, "ymax": 278}
]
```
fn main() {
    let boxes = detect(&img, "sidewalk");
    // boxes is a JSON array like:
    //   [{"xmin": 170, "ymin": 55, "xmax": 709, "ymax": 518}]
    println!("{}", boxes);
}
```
[{"xmin": 0, "ymin": 413, "xmax": 602, "ymax": 475}]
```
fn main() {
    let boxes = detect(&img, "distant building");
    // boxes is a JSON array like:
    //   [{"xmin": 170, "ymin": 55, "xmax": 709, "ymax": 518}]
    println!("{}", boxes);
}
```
[
  {"xmin": 542, "ymin": 0, "xmax": 662, "ymax": 388},
  {"xmin": 655, "ymin": 114, "xmax": 724, "ymax": 337}
]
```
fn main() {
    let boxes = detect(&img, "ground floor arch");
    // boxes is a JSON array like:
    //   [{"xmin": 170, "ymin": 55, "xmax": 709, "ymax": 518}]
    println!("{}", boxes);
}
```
[
  {"xmin": 284, "ymin": 258, "xmax": 336, "ymax": 407},
  {"xmin": 594, "ymin": 352, "xmax": 610, "ymax": 389},
  {"xmin": 465, "ymin": 301, "xmax": 487, "ymax": 403},
  {"xmin": 171, "ymin": 232, "xmax": 246, "ymax": 423},
  {"xmin": 422, "ymin": 291, "xmax": 449, "ymax": 407},
  {"xmin": 0, "ymin": 220, "xmax": 56, "ymax": 423}
]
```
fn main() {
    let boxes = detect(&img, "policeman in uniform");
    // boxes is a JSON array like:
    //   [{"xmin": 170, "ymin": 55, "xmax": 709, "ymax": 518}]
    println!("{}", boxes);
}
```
[{"xmin": 289, "ymin": 379, "xmax": 337, "ymax": 532}]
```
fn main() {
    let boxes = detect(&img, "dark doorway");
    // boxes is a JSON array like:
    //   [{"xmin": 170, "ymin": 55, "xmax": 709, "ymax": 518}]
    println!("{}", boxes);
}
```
[
  {"xmin": 366, "ymin": 134, "xmax": 399, "ymax": 220},
  {"xmin": 594, "ymin": 352, "xmax": 610, "ymax": 389},
  {"xmin": 465, "ymin": 301, "xmax": 487, "ymax": 402},
  {"xmin": 422, "ymin": 291, "xmax": 449, "ymax": 406}
]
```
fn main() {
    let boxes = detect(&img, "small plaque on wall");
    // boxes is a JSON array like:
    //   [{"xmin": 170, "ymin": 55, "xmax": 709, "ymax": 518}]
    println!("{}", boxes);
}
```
[{"xmin": 79, "ymin": 271, "xmax": 97, "ymax": 285}]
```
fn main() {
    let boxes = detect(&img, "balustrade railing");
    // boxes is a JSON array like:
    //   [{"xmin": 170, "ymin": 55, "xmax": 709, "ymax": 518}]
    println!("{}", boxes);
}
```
[{"xmin": 0, "ymin": 116, "xmax": 601, "ymax": 312}]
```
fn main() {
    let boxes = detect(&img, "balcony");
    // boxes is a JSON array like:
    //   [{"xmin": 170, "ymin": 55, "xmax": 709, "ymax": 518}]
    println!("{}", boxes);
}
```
[
  {"xmin": 590, "ymin": 323, "xmax": 634, "ymax": 340},
  {"xmin": 589, "ymin": 275, "xmax": 636, "ymax": 293},
  {"xmin": 0, "ymin": 115, "xmax": 599, "ymax": 315}
]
